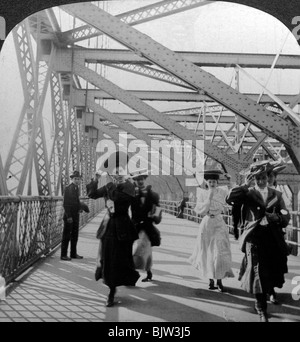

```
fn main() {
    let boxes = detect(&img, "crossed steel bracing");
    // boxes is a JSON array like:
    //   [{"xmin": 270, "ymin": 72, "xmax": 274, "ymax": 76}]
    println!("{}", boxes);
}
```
[{"xmin": 0, "ymin": 0, "xmax": 300, "ymax": 210}]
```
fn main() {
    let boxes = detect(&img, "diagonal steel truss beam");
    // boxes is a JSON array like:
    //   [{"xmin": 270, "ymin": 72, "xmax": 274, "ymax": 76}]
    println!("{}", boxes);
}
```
[
  {"xmin": 62, "ymin": 3, "xmax": 300, "ymax": 172},
  {"xmin": 49, "ymin": 72, "xmax": 69, "ymax": 195},
  {"xmin": 59, "ymin": 56, "xmax": 241, "ymax": 172},
  {"xmin": 62, "ymin": 4, "xmax": 289, "ymax": 140},
  {"xmin": 61, "ymin": 0, "xmax": 212, "ymax": 45},
  {"xmin": 102, "ymin": 63, "xmax": 195, "ymax": 90},
  {"xmin": 72, "ymin": 48, "xmax": 300, "ymax": 70},
  {"xmin": 32, "ymin": 15, "xmax": 52, "ymax": 196},
  {"xmin": 0, "ymin": 154, "xmax": 8, "ymax": 195},
  {"xmin": 5, "ymin": 19, "xmax": 52, "ymax": 195}
]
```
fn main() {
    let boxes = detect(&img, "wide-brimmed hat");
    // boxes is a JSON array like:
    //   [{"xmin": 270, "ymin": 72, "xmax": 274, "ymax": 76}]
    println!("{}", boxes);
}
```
[
  {"xmin": 267, "ymin": 160, "xmax": 286, "ymax": 175},
  {"xmin": 99, "ymin": 151, "xmax": 129, "ymax": 174},
  {"xmin": 241, "ymin": 160, "xmax": 286, "ymax": 178},
  {"xmin": 70, "ymin": 170, "xmax": 82, "ymax": 178},
  {"xmin": 203, "ymin": 169, "xmax": 223, "ymax": 180}
]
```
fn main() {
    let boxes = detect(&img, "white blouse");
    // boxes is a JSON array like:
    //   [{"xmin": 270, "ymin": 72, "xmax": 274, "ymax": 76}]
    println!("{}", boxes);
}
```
[{"xmin": 194, "ymin": 186, "xmax": 228, "ymax": 216}]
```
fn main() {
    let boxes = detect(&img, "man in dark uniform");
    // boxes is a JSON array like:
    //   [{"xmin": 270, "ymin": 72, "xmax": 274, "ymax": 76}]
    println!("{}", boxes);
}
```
[{"xmin": 61, "ymin": 170, "xmax": 84, "ymax": 261}]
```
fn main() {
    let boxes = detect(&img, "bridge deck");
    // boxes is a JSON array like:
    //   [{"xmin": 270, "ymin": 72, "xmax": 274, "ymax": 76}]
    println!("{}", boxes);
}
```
[{"xmin": 0, "ymin": 212, "xmax": 299, "ymax": 322}]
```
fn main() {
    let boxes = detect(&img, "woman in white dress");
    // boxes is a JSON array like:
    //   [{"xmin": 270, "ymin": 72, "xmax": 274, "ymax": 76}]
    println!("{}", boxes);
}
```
[{"xmin": 189, "ymin": 170, "xmax": 234, "ymax": 292}]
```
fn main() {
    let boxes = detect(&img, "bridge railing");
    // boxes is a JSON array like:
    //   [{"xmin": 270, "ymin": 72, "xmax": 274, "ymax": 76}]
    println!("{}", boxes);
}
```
[
  {"xmin": 160, "ymin": 200, "xmax": 299, "ymax": 256},
  {"xmin": 0, "ymin": 196, "xmax": 104, "ymax": 284}
]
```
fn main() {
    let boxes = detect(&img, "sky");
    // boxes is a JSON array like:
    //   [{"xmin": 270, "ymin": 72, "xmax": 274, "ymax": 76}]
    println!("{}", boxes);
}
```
[{"xmin": 0, "ymin": 0, "xmax": 299, "ymax": 176}]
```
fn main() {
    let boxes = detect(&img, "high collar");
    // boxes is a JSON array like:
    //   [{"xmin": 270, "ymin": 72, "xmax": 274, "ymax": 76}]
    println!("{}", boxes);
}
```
[{"xmin": 255, "ymin": 185, "xmax": 268, "ymax": 193}]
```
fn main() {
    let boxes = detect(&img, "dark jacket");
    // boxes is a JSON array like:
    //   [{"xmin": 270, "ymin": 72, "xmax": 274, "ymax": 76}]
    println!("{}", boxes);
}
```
[
  {"xmin": 131, "ymin": 185, "xmax": 161, "ymax": 246},
  {"xmin": 87, "ymin": 180, "xmax": 138, "ymax": 242},
  {"xmin": 227, "ymin": 185, "xmax": 290, "ymax": 248},
  {"xmin": 226, "ymin": 185, "xmax": 290, "ymax": 293},
  {"xmin": 131, "ymin": 185, "xmax": 160, "ymax": 225},
  {"xmin": 63, "ymin": 183, "xmax": 81, "ymax": 219}
]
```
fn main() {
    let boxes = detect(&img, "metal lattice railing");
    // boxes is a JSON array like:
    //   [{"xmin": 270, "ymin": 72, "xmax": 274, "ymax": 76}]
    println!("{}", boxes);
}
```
[
  {"xmin": 160, "ymin": 200, "xmax": 300, "ymax": 256},
  {"xmin": 0, "ymin": 196, "xmax": 104, "ymax": 284}
]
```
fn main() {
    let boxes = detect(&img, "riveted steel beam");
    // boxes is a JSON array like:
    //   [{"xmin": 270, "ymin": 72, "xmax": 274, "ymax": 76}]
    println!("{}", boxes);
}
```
[
  {"xmin": 61, "ymin": 4, "xmax": 290, "ymax": 146},
  {"xmin": 83, "ymin": 111, "xmax": 250, "ymax": 124},
  {"xmin": 74, "ymin": 48, "xmax": 300, "ymax": 70},
  {"xmin": 61, "ymin": 0, "xmax": 212, "ymax": 45},
  {"xmin": 71, "ymin": 88, "xmax": 296, "ymax": 104},
  {"xmin": 73, "ymin": 89, "xmax": 205, "ymax": 103},
  {"xmin": 107, "ymin": 127, "xmax": 257, "ymax": 137},
  {"xmin": 68, "ymin": 59, "xmax": 242, "ymax": 172},
  {"xmin": 102, "ymin": 63, "xmax": 195, "ymax": 90}
]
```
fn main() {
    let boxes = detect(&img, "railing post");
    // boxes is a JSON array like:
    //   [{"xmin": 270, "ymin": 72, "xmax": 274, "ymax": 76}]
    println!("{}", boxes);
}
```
[{"xmin": 11, "ymin": 201, "xmax": 19, "ymax": 279}]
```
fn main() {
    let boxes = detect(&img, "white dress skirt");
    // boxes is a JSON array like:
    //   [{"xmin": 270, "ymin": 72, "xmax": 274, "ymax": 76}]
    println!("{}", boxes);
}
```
[
  {"xmin": 188, "ymin": 187, "xmax": 234, "ymax": 280},
  {"xmin": 132, "ymin": 230, "xmax": 153, "ymax": 271}
]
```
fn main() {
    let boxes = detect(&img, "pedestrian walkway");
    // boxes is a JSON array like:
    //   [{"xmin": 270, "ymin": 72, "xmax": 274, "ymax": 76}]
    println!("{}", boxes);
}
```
[{"xmin": 0, "ymin": 212, "xmax": 299, "ymax": 322}]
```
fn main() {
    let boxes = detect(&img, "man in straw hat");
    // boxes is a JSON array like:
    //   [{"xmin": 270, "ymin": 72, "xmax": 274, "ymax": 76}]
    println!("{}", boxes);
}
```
[
  {"xmin": 61, "ymin": 171, "xmax": 84, "ymax": 261},
  {"xmin": 226, "ymin": 160, "xmax": 290, "ymax": 322}
]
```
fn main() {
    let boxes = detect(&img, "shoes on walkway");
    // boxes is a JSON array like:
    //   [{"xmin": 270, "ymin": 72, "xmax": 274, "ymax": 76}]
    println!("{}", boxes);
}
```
[
  {"xmin": 60, "ymin": 256, "xmax": 72, "ymax": 261},
  {"xmin": 208, "ymin": 279, "xmax": 217, "ymax": 290},
  {"xmin": 106, "ymin": 288, "xmax": 116, "ymax": 307},
  {"xmin": 216, "ymin": 280, "xmax": 225, "ymax": 292},
  {"xmin": 270, "ymin": 294, "xmax": 279, "ymax": 305},
  {"xmin": 71, "ymin": 254, "xmax": 83, "ymax": 259},
  {"xmin": 254, "ymin": 304, "xmax": 269, "ymax": 322},
  {"xmin": 258, "ymin": 310, "xmax": 269, "ymax": 322},
  {"xmin": 142, "ymin": 271, "xmax": 153, "ymax": 282}
]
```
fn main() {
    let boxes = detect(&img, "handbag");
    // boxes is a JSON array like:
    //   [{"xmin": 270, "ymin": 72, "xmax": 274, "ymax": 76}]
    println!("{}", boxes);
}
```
[
  {"xmin": 96, "ymin": 191, "xmax": 113, "ymax": 239},
  {"xmin": 95, "ymin": 239, "xmax": 103, "ymax": 281},
  {"xmin": 96, "ymin": 210, "xmax": 111, "ymax": 239},
  {"xmin": 147, "ymin": 224, "xmax": 161, "ymax": 247},
  {"xmin": 148, "ymin": 205, "xmax": 163, "ymax": 225}
]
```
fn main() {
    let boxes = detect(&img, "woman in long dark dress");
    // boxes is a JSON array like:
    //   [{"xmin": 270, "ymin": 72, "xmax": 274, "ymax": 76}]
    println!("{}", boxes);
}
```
[
  {"xmin": 226, "ymin": 160, "xmax": 290, "ymax": 322},
  {"xmin": 87, "ymin": 152, "xmax": 140, "ymax": 307}
]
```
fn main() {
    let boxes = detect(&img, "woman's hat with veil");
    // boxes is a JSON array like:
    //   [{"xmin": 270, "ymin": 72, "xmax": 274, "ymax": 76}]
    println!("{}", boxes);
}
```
[{"xmin": 240, "ymin": 159, "xmax": 286, "ymax": 178}]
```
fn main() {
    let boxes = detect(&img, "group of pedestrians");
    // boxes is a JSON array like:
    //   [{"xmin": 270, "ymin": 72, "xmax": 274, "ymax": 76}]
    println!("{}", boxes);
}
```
[
  {"xmin": 189, "ymin": 160, "xmax": 290, "ymax": 322},
  {"xmin": 60, "ymin": 153, "xmax": 290, "ymax": 322},
  {"xmin": 84, "ymin": 151, "xmax": 161, "ymax": 307}
]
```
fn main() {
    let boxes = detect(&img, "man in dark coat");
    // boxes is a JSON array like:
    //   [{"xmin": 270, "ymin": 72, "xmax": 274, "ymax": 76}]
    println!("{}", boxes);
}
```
[
  {"xmin": 177, "ymin": 194, "xmax": 189, "ymax": 219},
  {"xmin": 226, "ymin": 160, "xmax": 290, "ymax": 322},
  {"xmin": 61, "ymin": 171, "xmax": 83, "ymax": 261}
]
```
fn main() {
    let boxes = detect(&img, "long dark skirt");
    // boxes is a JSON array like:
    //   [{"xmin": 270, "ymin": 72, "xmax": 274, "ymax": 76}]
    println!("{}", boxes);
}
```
[
  {"xmin": 239, "ymin": 226, "xmax": 288, "ymax": 294},
  {"xmin": 100, "ymin": 221, "xmax": 140, "ymax": 288}
]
